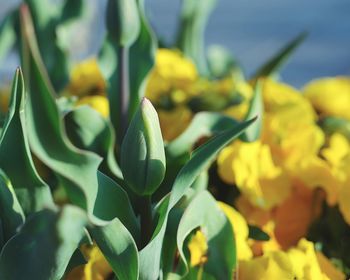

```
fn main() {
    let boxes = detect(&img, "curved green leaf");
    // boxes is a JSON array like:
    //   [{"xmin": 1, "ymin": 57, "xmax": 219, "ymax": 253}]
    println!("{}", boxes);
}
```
[
  {"xmin": 0, "ymin": 170, "xmax": 25, "ymax": 247},
  {"xmin": 0, "ymin": 206, "xmax": 88, "ymax": 280},
  {"xmin": 94, "ymin": 171, "xmax": 139, "ymax": 241},
  {"xmin": 252, "ymin": 32, "xmax": 307, "ymax": 79},
  {"xmin": 166, "ymin": 112, "xmax": 239, "ymax": 157},
  {"xmin": 90, "ymin": 218, "xmax": 139, "ymax": 280},
  {"xmin": 176, "ymin": 0, "xmax": 217, "ymax": 75},
  {"xmin": 20, "ymin": 6, "xmax": 103, "ymax": 222},
  {"xmin": 0, "ymin": 69, "xmax": 53, "ymax": 214},
  {"xmin": 128, "ymin": 0, "xmax": 157, "ymax": 119},
  {"xmin": 139, "ymin": 118, "xmax": 255, "ymax": 280},
  {"xmin": 177, "ymin": 191, "xmax": 236, "ymax": 279},
  {"xmin": 240, "ymin": 81, "xmax": 263, "ymax": 142},
  {"xmin": 64, "ymin": 106, "xmax": 122, "ymax": 178}
]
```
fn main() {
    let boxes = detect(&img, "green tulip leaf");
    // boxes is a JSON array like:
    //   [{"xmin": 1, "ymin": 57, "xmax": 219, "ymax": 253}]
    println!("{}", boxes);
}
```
[
  {"xmin": 176, "ymin": 0, "xmax": 217, "ymax": 75},
  {"xmin": 0, "ymin": 11, "xmax": 17, "ymax": 62},
  {"xmin": 64, "ymin": 106, "xmax": 122, "ymax": 178},
  {"xmin": 139, "ymin": 117, "xmax": 255, "ymax": 280},
  {"xmin": 240, "ymin": 81, "xmax": 263, "ymax": 142},
  {"xmin": 20, "ymin": 7, "xmax": 102, "ymax": 222},
  {"xmin": 0, "ymin": 170, "xmax": 25, "ymax": 247},
  {"xmin": 166, "ymin": 112, "xmax": 239, "ymax": 157},
  {"xmin": 90, "ymin": 218, "xmax": 139, "ymax": 280},
  {"xmin": 0, "ymin": 206, "xmax": 88, "ymax": 280},
  {"xmin": 252, "ymin": 31, "xmax": 307, "ymax": 79},
  {"xmin": 128, "ymin": 0, "xmax": 157, "ymax": 119},
  {"xmin": 177, "ymin": 191, "xmax": 236, "ymax": 279},
  {"xmin": 0, "ymin": 68, "xmax": 54, "ymax": 215}
]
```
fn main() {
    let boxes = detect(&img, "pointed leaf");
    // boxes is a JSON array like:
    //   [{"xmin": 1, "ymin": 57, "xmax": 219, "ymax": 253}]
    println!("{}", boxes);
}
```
[
  {"xmin": 20, "ymin": 6, "xmax": 103, "ymax": 222},
  {"xmin": 177, "ymin": 191, "xmax": 236, "ymax": 279},
  {"xmin": 0, "ymin": 69, "xmax": 54, "ymax": 214},
  {"xmin": 240, "ymin": 81, "xmax": 263, "ymax": 142},
  {"xmin": 252, "ymin": 32, "xmax": 307, "ymax": 79},
  {"xmin": 90, "ymin": 218, "xmax": 139, "ymax": 280},
  {"xmin": 0, "ymin": 170, "xmax": 25, "ymax": 246}
]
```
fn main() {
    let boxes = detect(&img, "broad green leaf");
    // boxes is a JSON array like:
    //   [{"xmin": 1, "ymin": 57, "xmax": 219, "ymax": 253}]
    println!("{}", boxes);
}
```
[
  {"xmin": 176, "ymin": 0, "xmax": 217, "ymax": 75},
  {"xmin": 177, "ymin": 191, "xmax": 236, "ymax": 279},
  {"xmin": 61, "ymin": 0, "xmax": 85, "ymax": 23},
  {"xmin": 64, "ymin": 106, "xmax": 122, "ymax": 178},
  {"xmin": 252, "ymin": 32, "xmax": 307, "ymax": 79},
  {"xmin": 0, "ymin": 206, "xmax": 88, "ymax": 280},
  {"xmin": 0, "ymin": 69, "xmax": 54, "ymax": 214},
  {"xmin": 20, "ymin": 7, "xmax": 102, "ymax": 222},
  {"xmin": 0, "ymin": 12, "xmax": 17, "ymax": 61},
  {"xmin": 0, "ymin": 170, "xmax": 25, "ymax": 246},
  {"xmin": 63, "ymin": 248, "xmax": 87, "ymax": 277},
  {"xmin": 240, "ymin": 81, "xmax": 263, "ymax": 142},
  {"xmin": 106, "ymin": 0, "xmax": 140, "ymax": 47},
  {"xmin": 139, "ymin": 118, "xmax": 255, "ymax": 280},
  {"xmin": 128, "ymin": 0, "xmax": 157, "ymax": 119},
  {"xmin": 94, "ymin": 171, "xmax": 139, "ymax": 241},
  {"xmin": 166, "ymin": 112, "xmax": 239, "ymax": 157},
  {"xmin": 90, "ymin": 218, "xmax": 139, "ymax": 280}
]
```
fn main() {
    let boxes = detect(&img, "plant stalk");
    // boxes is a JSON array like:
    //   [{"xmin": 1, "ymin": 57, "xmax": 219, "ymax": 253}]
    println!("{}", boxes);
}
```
[
  {"xmin": 140, "ymin": 195, "xmax": 153, "ymax": 248},
  {"xmin": 118, "ymin": 46, "xmax": 130, "ymax": 143}
]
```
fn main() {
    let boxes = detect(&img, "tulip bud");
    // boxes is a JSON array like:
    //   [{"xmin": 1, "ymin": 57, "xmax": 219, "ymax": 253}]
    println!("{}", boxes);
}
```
[
  {"xmin": 106, "ymin": 0, "xmax": 140, "ymax": 47},
  {"xmin": 121, "ymin": 98, "xmax": 166, "ymax": 195}
]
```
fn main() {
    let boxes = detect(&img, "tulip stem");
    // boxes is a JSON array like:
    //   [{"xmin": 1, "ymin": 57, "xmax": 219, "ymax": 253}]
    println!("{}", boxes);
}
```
[
  {"xmin": 118, "ymin": 46, "xmax": 129, "ymax": 143},
  {"xmin": 140, "ymin": 195, "xmax": 153, "ymax": 248}
]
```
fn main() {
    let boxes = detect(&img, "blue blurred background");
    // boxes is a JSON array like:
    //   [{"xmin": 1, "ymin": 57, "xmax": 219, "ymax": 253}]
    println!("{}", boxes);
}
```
[{"xmin": 1, "ymin": 0, "xmax": 350, "ymax": 88}]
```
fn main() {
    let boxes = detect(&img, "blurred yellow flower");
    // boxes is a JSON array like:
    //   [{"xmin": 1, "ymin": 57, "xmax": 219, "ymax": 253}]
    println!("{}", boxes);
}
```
[
  {"xmin": 187, "ymin": 229, "xmax": 208, "ymax": 267},
  {"xmin": 146, "ymin": 49, "xmax": 198, "ymax": 104},
  {"xmin": 239, "ymin": 239, "xmax": 329, "ymax": 280},
  {"xmin": 218, "ymin": 140, "xmax": 290, "ymax": 209},
  {"xmin": 158, "ymin": 106, "xmax": 193, "ymax": 141},
  {"xmin": 76, "ymin": 95, "xmax": 110, "ymax": 118},
  {"xmin": 218, "ymin": 202, "xmax": 252, "ymax": 261},
  {"xmin": 303, "ymin": 77, "xmax": 350, "ymax": 120},
  {"xmin": 65, "ymin": 245, "xmax": 112, "ymax": 280},
  {"xmin": 67, "ymin": 58, "xmax": 106, "ymax": 97}
]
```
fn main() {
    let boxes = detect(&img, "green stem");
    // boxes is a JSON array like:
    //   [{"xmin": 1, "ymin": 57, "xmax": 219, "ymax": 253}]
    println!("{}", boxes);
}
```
[
  {"xmin": 140, "ymin": 195, "xmax": 153, "ymax": 248},
  {"xmin": 118, "ymin": 46, "xmax": 130, "ymax": 143}
]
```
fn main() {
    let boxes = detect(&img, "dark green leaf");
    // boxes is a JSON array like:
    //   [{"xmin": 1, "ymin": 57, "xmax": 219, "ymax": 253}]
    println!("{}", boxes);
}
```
[
  {"xmin": 90, "ymin": 218, "xmax": 139, "ymax": 280},
  {"xmin": 0, "ymin": 170, "xmax": 25, "ymax": 245},
  {"xmin": 0, "ymin": 206, "xmax": 88, "ymax": 280},
  {"xmin": 177, "ymin": 191, "xmax": 236, "ymax": 279},
  {"xmin": 0, "ymin": 68, "xmax": 54, "ymax": 214},
  {"xmin": 252, "ymin": 32, "xmax": 307, "ymax": 79},
  {"xmin": 20, "ymin": 7, "xmax": 103, "ymax": 222},
  {"xmin": 64, "ymin": 106, "xmax": 122, "ymax": 178},
  {"xmin": 248, "ymin": 225, "xmax": 270, "ymax": 241}
]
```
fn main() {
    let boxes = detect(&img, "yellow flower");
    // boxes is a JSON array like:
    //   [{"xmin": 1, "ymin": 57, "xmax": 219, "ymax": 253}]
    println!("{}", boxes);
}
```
[
  {"xmin": 303, "ymin": 77, "xmax": 350, "ymax": 120},
  {"xmin": 67, "ymin": 58, "xmax": 106, "ymax": 97},
  {"xmin": 158, "ymin": 106, "xmax": 193, "ymax": 141},
  {"xmin": 187, "ymin": 229, "xmax": 208, "ymax": 267},
  {"xmin": 316, "ymin": 251, "xmax": 346, "ymax": 280},
  {"xmin": 218, "ymin": 202, "xmax": 253, "ymax": 261},
  {"xmin": 217, "ymin": 140, "xmax": 290, "ymax": 209},
  {"xmin": 238, "ymin": 239, "xmax": 329, "ymax": 280},
  {"xmin": 76, "ymin": 95, "xmax": 109, "ymax": 118},
  {"xmin": 146, "ymin": 49, "xmax": 198, "ymax": 104},
  {"xmin": 0, "ymin": 86, "xmax": 10, "ymax": 113},
  {"xmin": 65, "ymin": 245, "xmax": 112, "ymax": 280}
]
